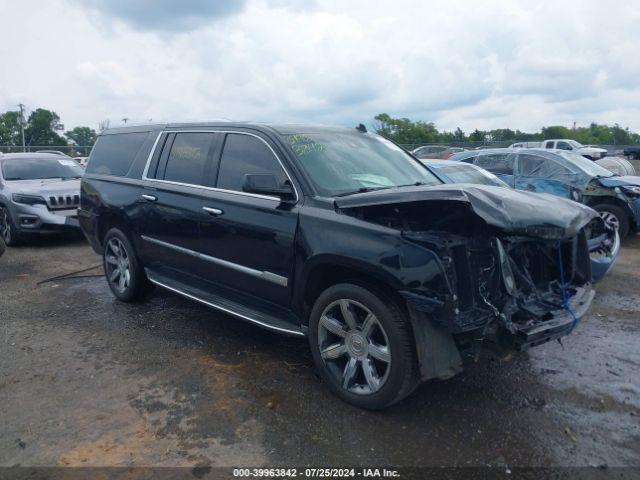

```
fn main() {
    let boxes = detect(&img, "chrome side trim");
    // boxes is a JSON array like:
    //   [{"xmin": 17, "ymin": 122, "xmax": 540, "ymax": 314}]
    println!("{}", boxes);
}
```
[
  {"xmin": 140, "ymin": 129, "xmax": 299, "ymax": 203},
  {"xmin": 141, "ymin": 132, "xmax": 163, "ymax": 180},
  {"xmin": 141, "ymin": 235, "xmax": 288, "ymax": 287},
  {"xmin": 147, "ymin": 276, "xmax": 304, "ymax": 337}
]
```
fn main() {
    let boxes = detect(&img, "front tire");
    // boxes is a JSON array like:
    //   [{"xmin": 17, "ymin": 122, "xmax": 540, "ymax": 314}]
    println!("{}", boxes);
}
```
[
  {"xmin": 308, "ymin": 283, "xmax": 419, "ymax": 409},
  {"xmin": 593, "ymin": 204, "xmax": 630, "ymax": 239},
  {"xmin": 103, "ymin": 228, "xmax": 153, "ymax": 302},
  {"xmin": 0, "ymin": 206, "xmax": 21, "ymax": 246}
]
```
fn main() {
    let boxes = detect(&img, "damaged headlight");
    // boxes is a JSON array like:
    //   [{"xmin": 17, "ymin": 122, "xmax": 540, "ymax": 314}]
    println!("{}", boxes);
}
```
[
  {"xmin": 523, "ymin": 225, "xmax": 566, "ymax": 239},
  {"xmin": 12, "ymin": 194, "xmax": 47, "ymax": 205},
  {"xmin": 621, "ymin": 186, "xmax": 640, "ymax": 197}
]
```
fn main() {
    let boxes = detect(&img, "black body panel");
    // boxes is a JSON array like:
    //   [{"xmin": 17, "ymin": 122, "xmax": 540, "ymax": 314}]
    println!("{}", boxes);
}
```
[{"xmin": 80, "ymin": 122, "xmax": 596, "ymax": 381}]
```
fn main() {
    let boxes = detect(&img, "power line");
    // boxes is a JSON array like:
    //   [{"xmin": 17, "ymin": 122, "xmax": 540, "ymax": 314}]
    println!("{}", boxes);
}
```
[{"xmin": 18, "ymin": 103, "xmax": 26, "ymax": 152}]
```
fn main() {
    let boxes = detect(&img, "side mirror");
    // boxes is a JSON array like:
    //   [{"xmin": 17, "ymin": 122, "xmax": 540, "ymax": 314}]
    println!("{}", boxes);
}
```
[{"xmin": 243, "ymin": 174, "xmax": 295, "ymax": 201}]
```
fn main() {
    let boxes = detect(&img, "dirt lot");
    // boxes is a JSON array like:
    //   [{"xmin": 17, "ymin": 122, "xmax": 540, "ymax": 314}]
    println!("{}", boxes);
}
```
[{"xmin": 1, "ymin": 234, "xmax": 639, "ymax": 470}]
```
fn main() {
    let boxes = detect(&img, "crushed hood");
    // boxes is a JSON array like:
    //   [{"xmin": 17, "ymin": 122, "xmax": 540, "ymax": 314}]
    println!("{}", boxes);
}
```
[
  {"xmin": 335, "ymin": 184, "xmax": 598, "ymax": 239},
  {"xmin": 598, "ymin": 175, "xmax": 640, "ymax": 188}
]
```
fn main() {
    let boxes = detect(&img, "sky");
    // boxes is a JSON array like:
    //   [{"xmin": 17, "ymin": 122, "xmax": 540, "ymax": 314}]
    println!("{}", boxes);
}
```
[{"xmin": 1, "ymin": 0, "xmax": 639, "ymax": 134}]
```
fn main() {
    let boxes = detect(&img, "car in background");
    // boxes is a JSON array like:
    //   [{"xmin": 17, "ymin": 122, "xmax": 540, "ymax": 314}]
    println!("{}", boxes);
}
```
[
  {"xmin": 0, "ymin": 153, "xmax": 82, "ymax": 245},
  {"xmin": 508, "ymin": 140, "xmax": 607, "ymax": 160},
  {"xmin": 36, "ymin": 150, "xmax": 72, "ymax": 157},
  {"xmin": 449, "ymin": 148, "xmax": 640, "ymax": 238},
  {"xmin": 509, "ymin": 141, "xmax": 542, "ymax": 149},
  {"xmin": 412, "ymin": 145, "xmax": 465, "ymax": 159},
  {"xmin": 419, "ymin": 159, "xmax": 509, "ymax": 188},
  {"xmin": 74, "ymin": 156, "xmax": 89, "ymax": 168},
  {"xmin": 623, "ymin": 146, "xmax": 640, "ymax": 160},
  {"xmin": 420, "ymin": 159, "xmax": 619, "ymax": 283}
]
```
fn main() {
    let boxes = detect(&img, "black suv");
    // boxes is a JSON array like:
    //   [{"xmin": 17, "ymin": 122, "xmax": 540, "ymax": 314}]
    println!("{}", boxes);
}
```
[{"xmin": 80, "ymin": 123, "xmax": 597, "ymax": 409}]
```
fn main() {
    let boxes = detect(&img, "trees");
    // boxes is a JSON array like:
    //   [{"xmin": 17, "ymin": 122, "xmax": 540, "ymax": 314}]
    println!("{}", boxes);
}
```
[
  {"xmin": 24, "ymin": 108, "xmax": 66, "ymax": 147},
  {"xmin": 0, "ymin": 111, "xmax": 22, "ymax": 146},
  {"xmin": 65, "ymin": 126, "xmax": 97, "ymax": 147},
  {"xmin": 373, "ymin": 113, "xmax": 441, "ymax": 144},
  {"xmin": 372, "ymin": 113, "xmax": 639, "ymax": 146}
]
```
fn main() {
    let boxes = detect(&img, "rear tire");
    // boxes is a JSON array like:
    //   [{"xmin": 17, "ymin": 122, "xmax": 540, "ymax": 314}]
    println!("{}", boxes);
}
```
[
  {"xmin": 593, "ymin": 204, "xmax": 630, "ymax": 239},
  {"xmin": 308, "ymin": 283, "xmax": 419, "ymax": 409},
  {"xmin": 103, "ymin": 228, "xmax": 154, "ymax": 302},
  {"xmin": 0, "ymin": 206, "xmax": 21, "ymax": 246}
]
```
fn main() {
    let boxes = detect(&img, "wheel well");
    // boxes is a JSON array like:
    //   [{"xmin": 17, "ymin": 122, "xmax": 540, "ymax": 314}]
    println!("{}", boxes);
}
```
[
  {"xmin": 97, "ymin": 214, "xmax": 129, "ymax": 250},
  {"xmin": 302, "ymin": 264, "xmax": 405, "ymax": 320},
  {"xmin": 587, "ymin": 196, "xmax": 636, "ymax": 227}
]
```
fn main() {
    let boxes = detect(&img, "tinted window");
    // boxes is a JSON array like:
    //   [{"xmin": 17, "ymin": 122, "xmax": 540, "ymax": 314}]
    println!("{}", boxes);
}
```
[
  {"xmin": 474, "ymin": 153, "xmax": 514, "ymax": 175},
  {"xmin": 87, "ymin": 132, "xmax": 150, "ymax": 176},
  {"xmin": 285, "ymin": 133, "xmax": 441, "ymax": 196},
  {"xmin": 545, "ymin": 141, "xmax": 554, "ymax": 149},
  {"xmin": 217, "ymin": 134, "xmax": 287, "ymax": 192},
  {"xmin": 1, "ymin": 157, "xmax": 83, "ymax": 180},
  {"xmin": 556, "ymin": 141, "xmax": 571, "ymax": 150},
  {"xmin": 162, "ymin": 133, "xmax": 214, "ymax": 185}
]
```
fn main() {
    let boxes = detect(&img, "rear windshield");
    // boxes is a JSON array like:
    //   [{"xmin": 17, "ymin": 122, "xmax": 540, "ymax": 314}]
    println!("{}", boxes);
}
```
[
  {"xmin": 1, "ymin": 157, "xmax": 83, "ymax": 180},
  {"xmin": 86, "ymin": 132, "xmax": 150, "ymax": 176}
]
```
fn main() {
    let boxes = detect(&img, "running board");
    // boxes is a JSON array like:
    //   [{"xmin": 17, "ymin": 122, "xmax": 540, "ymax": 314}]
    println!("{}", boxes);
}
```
[{"xmin": 145, "ymin": 268, "xmax": 305, "ymax": 337}]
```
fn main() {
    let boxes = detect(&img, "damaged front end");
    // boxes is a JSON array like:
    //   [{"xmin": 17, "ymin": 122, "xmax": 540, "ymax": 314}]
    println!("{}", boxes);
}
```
[
  {"xmin": 336, "ymin": 185, "xmax": 598, "ymax": 378},
  {"xmin": 402, "ymin": 229, "xmax": 594, "ymax": 356}
]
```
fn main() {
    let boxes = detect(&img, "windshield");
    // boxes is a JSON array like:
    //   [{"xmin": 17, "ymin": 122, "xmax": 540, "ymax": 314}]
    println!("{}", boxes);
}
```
[
  {"xmin": 567, "ymin": 140, "xmax": 584, "ymax": 149},
  {"xmin": 556, "ymin": 151, "xmax": 614, "ymax": 178},
  {"xmin": 285, "ymin": 132, "xmax": 441, "ymax": 196},
  {"xmin": 1, "ymin": 157, "xmax": 84, "ymax": 180},
  {"xmin": 429, "ymin": 163, "xmax": 509, "ymax": 187}
]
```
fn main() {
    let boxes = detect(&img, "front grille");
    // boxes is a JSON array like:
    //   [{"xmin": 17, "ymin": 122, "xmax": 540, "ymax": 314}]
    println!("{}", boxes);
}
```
[{"xmin": 48, "ymin": 194, "xmax": 80, "ymax": 210}]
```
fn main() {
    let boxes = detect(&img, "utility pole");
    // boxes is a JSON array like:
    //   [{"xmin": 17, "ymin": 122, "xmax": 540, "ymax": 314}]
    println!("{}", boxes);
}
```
[{"xmin": 18, "ymin": 103, "xmax": 26, "ymax": 152}]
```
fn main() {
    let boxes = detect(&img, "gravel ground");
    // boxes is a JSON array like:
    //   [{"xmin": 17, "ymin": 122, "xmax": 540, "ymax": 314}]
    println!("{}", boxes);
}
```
[{"xmin": 0, "ymin": 234, "xmax": 639, "ymax": 471}]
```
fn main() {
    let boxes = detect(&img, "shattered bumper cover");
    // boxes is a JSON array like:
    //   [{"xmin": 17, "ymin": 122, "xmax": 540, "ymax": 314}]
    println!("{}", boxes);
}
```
[{"xmin": 511, "ymin": 285, "xmax": 594, "ymax": 350}]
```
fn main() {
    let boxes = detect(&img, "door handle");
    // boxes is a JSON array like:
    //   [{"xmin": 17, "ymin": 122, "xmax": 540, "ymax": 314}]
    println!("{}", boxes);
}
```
[
  {"xmin": 141, "ymin": 194, "xmax": 157, "ymax": 202},
  {"xmin": 202, "ymin": 206, "xmax": 223, "ymax": 216}
]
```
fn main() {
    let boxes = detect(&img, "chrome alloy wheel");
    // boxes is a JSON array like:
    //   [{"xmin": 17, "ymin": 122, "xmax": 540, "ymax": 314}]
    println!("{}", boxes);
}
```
[
  {"xmin": 104, "ymin": 237, "xmax": 131, "ymax": 293},
  {"xmin": 599, "ymin": 211, "xmax": 620, "ymax": 231},
  {"xmin": 317, "ymin": 299, "xmax": 391, "ymax": 395}
]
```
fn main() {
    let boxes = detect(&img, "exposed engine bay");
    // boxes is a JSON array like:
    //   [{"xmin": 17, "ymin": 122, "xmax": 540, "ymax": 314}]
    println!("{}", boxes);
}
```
[{"xmin": 337, "ymin": 190, "xmax": 601, "ymax": 369}]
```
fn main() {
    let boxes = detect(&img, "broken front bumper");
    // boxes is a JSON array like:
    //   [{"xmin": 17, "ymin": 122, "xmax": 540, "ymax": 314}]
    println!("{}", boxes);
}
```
[
  {"xmin": 511, "ymin": 285, "xmax": 594, "ymax": 350},
  {"xmin": 588, "ymin": 228, "xmax": 620, "ymax": 284}
]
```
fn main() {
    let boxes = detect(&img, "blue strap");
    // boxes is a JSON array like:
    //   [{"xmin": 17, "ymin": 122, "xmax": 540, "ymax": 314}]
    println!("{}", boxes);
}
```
[{"xmin": 557, "ymin": 240, "xmax": 579, "ymax": 332}]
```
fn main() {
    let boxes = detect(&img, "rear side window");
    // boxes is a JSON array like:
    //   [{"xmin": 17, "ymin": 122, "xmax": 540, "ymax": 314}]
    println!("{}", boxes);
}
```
[
  {"xmin": 519, "ymin": 154, "xmax": 546, "ymax": 176},
  {"xmin": 86, "ymin": 132, "xmax": 150, "ymax": 176},
  {"xmin": 545, "ymin": 141, "xmax": 554, "ymax": 149},
  {"xmin": 161, "ymin": 133, "xmax": 215, "ymax": 186},
  {"xmin": 216, "ymin": 134, "xmax": 287, "ymax": 192},
  {"xmin": 474, "ymin": 154, "xmax": 514, "ymax": 175},
  {"xmin": 519, "ymin": 154, "xmax": 572, "ymax": 179}
]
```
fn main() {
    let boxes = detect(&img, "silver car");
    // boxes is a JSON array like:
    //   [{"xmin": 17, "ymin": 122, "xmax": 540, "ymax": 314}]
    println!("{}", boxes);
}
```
[{"xmin": 0, "ymin": 153, "xmax": 82, "ymax": 245}]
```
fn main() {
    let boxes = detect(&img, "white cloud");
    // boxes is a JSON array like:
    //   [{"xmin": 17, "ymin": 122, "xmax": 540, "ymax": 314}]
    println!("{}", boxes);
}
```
[{"xmin": 0, "ymin": 0, "xmax": 639, "ymax": 134}]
